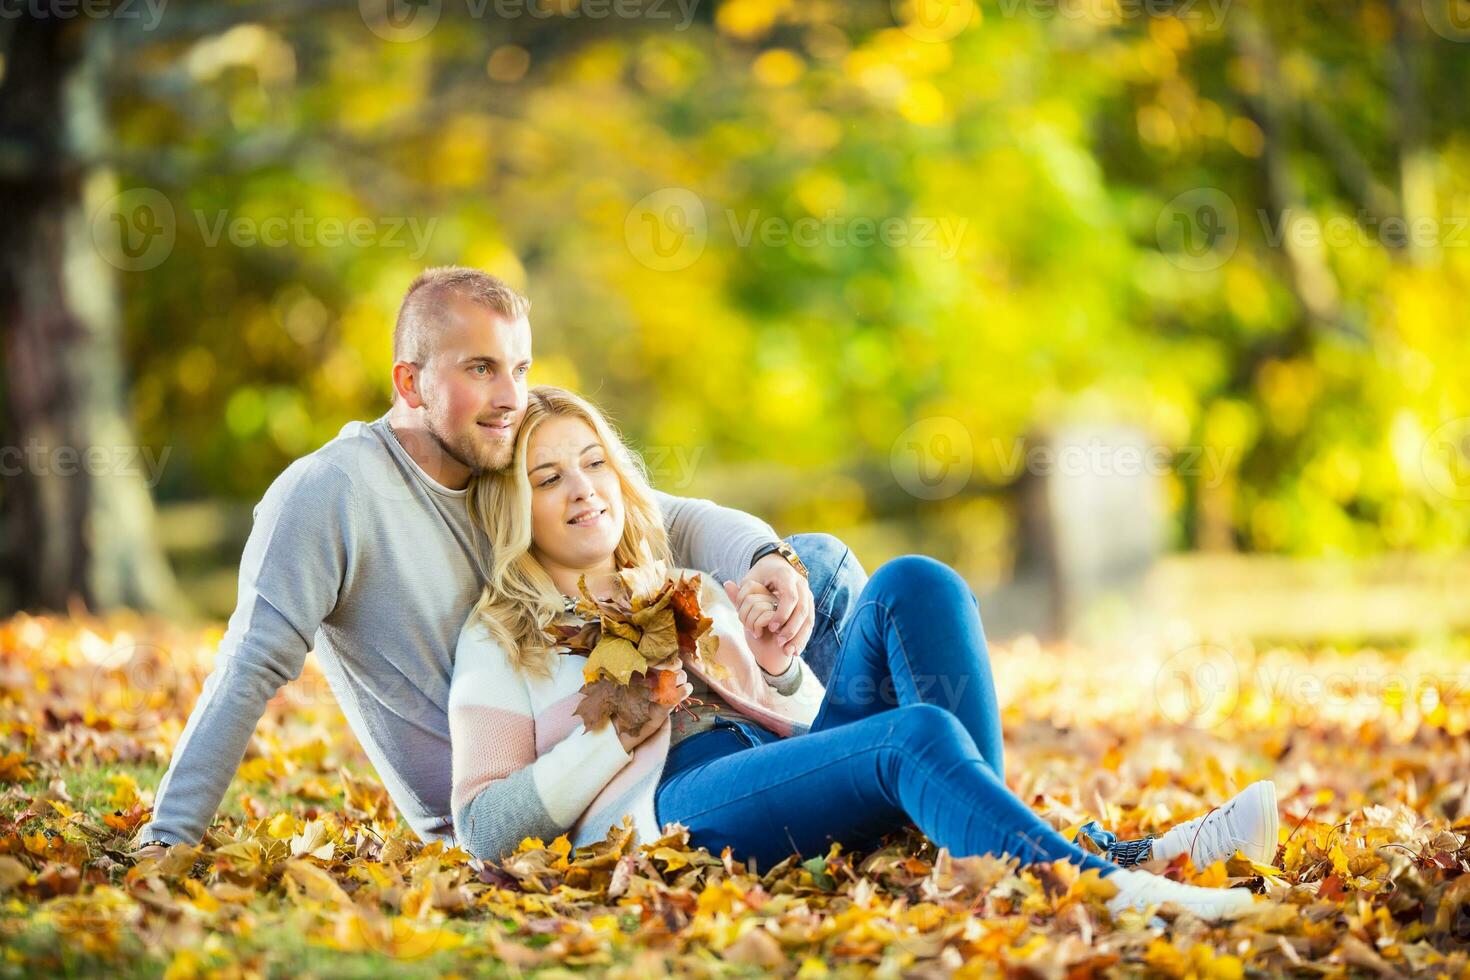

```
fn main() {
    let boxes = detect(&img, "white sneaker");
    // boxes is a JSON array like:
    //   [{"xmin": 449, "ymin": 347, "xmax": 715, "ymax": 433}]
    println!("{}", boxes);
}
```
[
  {"xmin": 1152, "ymin": 780, "xmax": 1279, "ymax": 868},
  {"xmin": 1105, "ymin": 868, "xmax": 1256, "ymax": 920}
]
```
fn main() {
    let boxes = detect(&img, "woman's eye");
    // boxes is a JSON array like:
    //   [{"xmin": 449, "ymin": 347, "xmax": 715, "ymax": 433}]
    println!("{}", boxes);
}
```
[
  {"xmin": 588, "ymin": 458, "xmax": 606, "ymax": 468},
  {"xmin": 537, "ymin": 474, "xmax": 559, "ymax": 488}
]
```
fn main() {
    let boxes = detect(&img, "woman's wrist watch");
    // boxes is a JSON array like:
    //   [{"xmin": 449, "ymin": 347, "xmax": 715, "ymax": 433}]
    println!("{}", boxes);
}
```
[{"xmin": 749, "ymin": 540, "xmax": 808, "ymax": 579}]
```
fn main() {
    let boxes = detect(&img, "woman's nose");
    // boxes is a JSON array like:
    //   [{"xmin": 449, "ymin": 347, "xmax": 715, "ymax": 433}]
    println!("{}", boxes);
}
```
[{"xmin": 565, "ymin": 470, "xmax": 596, "ymax": 499}]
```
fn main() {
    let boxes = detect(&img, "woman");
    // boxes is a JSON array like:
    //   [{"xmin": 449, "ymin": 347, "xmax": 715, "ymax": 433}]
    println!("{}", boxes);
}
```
[{"xmin": 450, "ymin": 386, "xmax": 1277, "ymax": 920}]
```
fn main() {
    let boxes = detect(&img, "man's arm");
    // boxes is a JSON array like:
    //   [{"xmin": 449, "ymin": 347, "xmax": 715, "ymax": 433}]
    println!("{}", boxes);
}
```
[
  {"xmin": 135, "ymin": 457, "xmax": 357, "ymax": 847},
  {"xmin": 653, "ymin": 490, "xmax": 777, "ymax": 585}
]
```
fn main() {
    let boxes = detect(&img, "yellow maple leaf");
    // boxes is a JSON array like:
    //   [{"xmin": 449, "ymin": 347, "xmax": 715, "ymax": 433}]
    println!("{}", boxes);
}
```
[{"xmin": 583, "ymin": 636, "xmax": 647, "ymax": 685}]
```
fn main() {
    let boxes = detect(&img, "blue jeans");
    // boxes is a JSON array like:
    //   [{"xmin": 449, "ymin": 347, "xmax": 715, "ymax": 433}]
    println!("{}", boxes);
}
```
[{"xmin": 656, "ymin": 549, "xmax": 1115, "ymax": 875}]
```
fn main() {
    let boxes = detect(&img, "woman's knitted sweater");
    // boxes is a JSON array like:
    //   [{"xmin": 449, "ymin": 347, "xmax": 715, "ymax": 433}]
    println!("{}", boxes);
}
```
[{"xmin": 448, "ymin": 570, "xmax": 826, "ymax": 861}]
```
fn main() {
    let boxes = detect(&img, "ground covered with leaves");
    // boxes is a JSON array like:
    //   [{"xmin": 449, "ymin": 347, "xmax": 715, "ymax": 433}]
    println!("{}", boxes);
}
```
[{"xmin": 4, "ymin": 613, "xmax": 1470, "ymax": 977}]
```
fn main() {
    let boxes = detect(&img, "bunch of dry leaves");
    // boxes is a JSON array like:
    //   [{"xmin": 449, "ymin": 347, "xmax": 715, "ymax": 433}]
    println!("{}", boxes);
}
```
[{"xmin": 546, "ymin": 562, "xmax": 725, "ymax": 738}]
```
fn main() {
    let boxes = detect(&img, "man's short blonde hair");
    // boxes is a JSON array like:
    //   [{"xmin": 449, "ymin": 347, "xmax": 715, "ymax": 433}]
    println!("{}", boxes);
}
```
[{"xmin": 393, "ymin": 266, "xmax": 531, "ymax": 364}]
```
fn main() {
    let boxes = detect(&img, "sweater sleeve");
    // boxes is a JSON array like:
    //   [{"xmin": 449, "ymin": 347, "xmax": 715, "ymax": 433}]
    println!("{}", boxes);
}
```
[
  {"xmin": 760, "ymin": 655, "xmax": 805, "ymax": 697},
  {"xmin": 653, "ymin": 490, "xmax": 778, "ymax": 587},
  {"xmin": 136, "ymin": 456, "xmax": 357, "ymax": 846},
  {"xmin": 449, "ymin": 623, "xmax": 634, "ymax": 862}
]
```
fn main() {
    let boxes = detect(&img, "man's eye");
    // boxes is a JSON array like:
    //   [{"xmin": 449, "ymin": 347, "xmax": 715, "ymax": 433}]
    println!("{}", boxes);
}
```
[
  {"xmin": 473, "ymin": 365, "xmax": 488, "ymax": 375},
  {"xmin": 515, "ymin": 365, "xmax": 529, "ymax": 378}
]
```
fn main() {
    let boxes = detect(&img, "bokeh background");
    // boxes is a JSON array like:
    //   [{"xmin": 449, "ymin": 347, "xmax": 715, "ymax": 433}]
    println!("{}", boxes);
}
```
[{"xmin": 4, "ymin": 0, "xmax": 1470, "ymax": 646}]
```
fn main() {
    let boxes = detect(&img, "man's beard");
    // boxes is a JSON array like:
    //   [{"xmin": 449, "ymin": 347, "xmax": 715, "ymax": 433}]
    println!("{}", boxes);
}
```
[{"xmin": 426, "ymin": 415, "xmax": 515, "ymax": 476}]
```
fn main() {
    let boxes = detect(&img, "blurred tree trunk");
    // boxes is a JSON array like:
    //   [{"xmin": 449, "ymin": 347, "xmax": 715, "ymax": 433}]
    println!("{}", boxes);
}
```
[
  {"xmin": 0, "ymin": 15, "xmax": 188, "ymax": 616},
  {"xmin": 1392, "ymin": 0, "xmax": 1436, "ymax": 267}
]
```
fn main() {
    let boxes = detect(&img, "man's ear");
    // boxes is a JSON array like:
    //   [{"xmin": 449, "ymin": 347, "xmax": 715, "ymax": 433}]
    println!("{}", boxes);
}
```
[{"xmin": 392, "ymin": 361, "xmax": 425, "ymax": 409}]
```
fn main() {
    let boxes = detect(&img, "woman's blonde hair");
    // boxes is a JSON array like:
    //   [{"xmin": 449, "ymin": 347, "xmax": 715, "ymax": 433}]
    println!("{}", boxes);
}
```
[{"xmin": 466, "ymin": 385, "xmax": 673, "ymax": 677}]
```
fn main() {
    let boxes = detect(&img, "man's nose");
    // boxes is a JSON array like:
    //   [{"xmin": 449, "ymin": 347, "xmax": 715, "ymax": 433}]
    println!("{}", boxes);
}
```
[{"xmin": 488, "ymin": 374, "xmax": 520, "ymax": 410}]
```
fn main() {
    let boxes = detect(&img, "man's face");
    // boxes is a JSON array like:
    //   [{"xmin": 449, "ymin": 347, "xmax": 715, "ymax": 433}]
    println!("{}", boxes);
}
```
[{"xmin": 416, "ymin": 295, "xmax": 532, "ymax": 477}]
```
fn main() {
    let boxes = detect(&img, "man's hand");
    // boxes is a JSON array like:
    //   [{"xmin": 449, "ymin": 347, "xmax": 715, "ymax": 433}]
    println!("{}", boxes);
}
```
[
  {"xmin": 132, "ymin": 843, "xmax": 168, "ymax": 862},
  {"xmin": 730, "ymin": 552, "xmax": 814, "ymax": 658}
]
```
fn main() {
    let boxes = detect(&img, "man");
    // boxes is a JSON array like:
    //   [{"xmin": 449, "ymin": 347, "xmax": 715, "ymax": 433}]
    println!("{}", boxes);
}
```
[{"xmin": 133, "ymin": 267, "xmax": 867, "ymax": 856}]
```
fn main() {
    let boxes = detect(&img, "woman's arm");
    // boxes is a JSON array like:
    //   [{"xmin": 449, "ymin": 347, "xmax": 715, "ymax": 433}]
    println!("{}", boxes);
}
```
[{"xmin": 450, "ymin": 625, "xmax": 634, "ymax": 862}]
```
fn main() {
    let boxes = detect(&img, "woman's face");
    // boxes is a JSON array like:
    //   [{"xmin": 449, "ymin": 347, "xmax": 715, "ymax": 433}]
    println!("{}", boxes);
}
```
[{"xmin": 526, "ymin": 414, "xmax": 625, "ymax": 574}]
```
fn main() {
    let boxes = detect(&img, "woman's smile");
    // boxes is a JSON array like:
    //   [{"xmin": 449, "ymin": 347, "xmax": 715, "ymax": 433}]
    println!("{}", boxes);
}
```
[{"xmin": 566, "ymin": 507, "xmax": 607, "ymax": 528}]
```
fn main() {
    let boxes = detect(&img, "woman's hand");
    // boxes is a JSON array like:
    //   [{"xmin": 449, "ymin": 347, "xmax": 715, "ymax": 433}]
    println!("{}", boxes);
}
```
[
  {"xmin": 616, "ymin": 663, "xmax": 691, "ymax": 753},
  {"xmin": 723, "ymin": 580, "xmax": 798, "ymax": 676}
]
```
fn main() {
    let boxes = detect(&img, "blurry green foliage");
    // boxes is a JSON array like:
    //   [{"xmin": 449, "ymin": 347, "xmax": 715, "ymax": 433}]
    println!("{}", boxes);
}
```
[{"xmin": 111, "ymin": 0, "xmax": 1470, "ymax": 560}]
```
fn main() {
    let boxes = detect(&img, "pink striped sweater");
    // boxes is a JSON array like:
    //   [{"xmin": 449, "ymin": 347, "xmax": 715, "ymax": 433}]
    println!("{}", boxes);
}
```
[{"xmin": 449, "ymin": 571, "xmax": 826, "ymax": 861}]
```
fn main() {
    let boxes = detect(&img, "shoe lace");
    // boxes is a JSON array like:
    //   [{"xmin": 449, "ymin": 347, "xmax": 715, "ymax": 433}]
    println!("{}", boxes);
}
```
[{"xmin": 1175, "ymin": 803, "xmax": 1235, "ymax": 862}]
